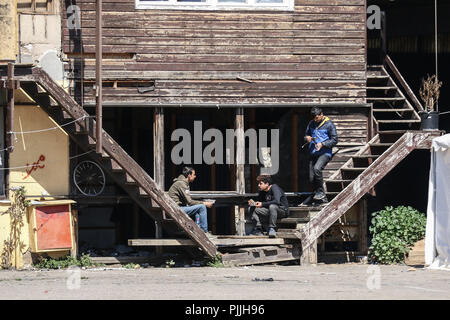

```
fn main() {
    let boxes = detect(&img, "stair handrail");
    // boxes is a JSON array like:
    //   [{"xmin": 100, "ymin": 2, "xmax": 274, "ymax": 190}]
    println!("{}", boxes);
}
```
[{"xmin": 383, "ymin": 55, "xmax": 424, "ymax": 113}]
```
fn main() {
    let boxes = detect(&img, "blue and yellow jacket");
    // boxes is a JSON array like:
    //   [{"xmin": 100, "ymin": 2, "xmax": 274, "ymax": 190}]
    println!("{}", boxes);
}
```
[{"xmin": 305, "ymin": 116, "xmax": 338, "ymax": 158}]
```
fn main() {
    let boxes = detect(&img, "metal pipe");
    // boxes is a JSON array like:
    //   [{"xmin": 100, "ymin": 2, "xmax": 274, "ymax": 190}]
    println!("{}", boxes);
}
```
[
  {"xmin": 6, "ymin": 63, "xmax": 14, "ymax": 153},
  {"xmin": 95, "ymin": 0, "xmax": 103, "ymax": 153},
  {"xmin": 435, "ymin": 0, "xmax": 439, "ymax": 112}
]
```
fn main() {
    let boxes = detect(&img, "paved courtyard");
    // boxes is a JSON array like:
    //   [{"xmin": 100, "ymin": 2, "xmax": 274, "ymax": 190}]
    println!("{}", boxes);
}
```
[{"xmin": 0, "ymin": 263, "xmax": 449, "ymax": 300}]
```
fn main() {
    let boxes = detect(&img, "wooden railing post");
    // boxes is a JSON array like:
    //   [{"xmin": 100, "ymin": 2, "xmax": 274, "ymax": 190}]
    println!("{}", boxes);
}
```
[
  {"xmin": 153, "ymin": 107, "xmax": 165, "ymax": 254},
  {"xmin": 235, "ymin": 107, "xmax": 246, "ymax": 236},
  {"xmin": 380, "ymin": 11, "xmax": 387, "ymax": 63}
]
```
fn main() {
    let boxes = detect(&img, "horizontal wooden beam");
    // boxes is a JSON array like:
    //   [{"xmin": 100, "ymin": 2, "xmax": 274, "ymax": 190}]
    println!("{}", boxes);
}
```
[
  {"xmin": 128, "ymin": 237, "xmax": 285, "ymax": 247},
  {"xmin": 128, "ymin": 239, "xmax": 196, "ymax": 246}
]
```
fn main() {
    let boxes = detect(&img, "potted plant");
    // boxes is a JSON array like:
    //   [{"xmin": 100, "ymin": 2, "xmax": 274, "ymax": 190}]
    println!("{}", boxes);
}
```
[{"xmin": 419, "ymin": 74, "xmax": 442, "ymax": 130}]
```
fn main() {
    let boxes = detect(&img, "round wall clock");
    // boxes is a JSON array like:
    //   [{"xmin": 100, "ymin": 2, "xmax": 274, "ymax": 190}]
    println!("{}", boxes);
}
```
[{"xmin": 73, "ymin": 160, "xmax": 106, "ymax": 196}]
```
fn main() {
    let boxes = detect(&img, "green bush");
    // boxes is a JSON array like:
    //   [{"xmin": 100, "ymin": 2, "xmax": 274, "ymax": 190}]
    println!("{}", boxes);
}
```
[
  {"xmin": 368, "ymin": 206, "xmax": 426, "ymax": 264},
  {"xmin": 206, "ymin": 254, "xmax": 224, "ymax": 268},
  {"xmin": 34, "ymin": 253, "xmax": 99, "ymax": 269}
]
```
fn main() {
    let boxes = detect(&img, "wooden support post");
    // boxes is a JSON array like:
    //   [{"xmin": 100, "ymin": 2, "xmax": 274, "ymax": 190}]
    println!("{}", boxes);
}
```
[
  {"xmin": 291, "ymin": 110, "xmax": 299, "ymax": 192},
  {"xmin": 95, "ymin": 0, "xmax": 103, "ymax": 153},
  {"xmin": 170, "ymin": 111, "xmax": 177, "ymax": 181},
  {"xmin": 132, "ymin": 110, "xmax": 140, "ymax": 238},
  {"xmin": 359, "ymin": 199, "xmax": 368, "ymax": 253},
  {"xmin": 235, "ymin": 108, "xmax": 246, "ymax": 236},
  {"xmin": 230, "ymin": 163, "xmax": 236, "ymax": 235},
  {"xmin": 210, "ymin": 131, "xmax": 217, "ymax": 234},
  {"xmin": 380, "ymin": 11, "xmax": 387, "ymax": 63},
  {"xmin": 249, "ymin": 108, "xmax": 257, "ymax": 192},
  {"xmin": 153, "ymin": 107, "xmax": 165, "ymax": 254},
  {"xmin": 71, "ymin": 209, "xmax": 79, "ymax": 259},
  {"xmin": 300, "ymin": 240, "xmax": 318, "ymax": 266}
]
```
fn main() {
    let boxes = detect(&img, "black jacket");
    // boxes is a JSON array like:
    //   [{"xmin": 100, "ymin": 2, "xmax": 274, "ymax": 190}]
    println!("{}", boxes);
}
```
[{"xmin": 257, "ymin": 184, "xmax": 289, "ymax": 213}]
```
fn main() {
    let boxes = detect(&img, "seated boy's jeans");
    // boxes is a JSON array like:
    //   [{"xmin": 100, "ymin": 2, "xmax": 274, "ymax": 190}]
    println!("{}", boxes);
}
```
[{"xmin": 180, "ymin": 204, "xmax": 208, "ymax": 232}]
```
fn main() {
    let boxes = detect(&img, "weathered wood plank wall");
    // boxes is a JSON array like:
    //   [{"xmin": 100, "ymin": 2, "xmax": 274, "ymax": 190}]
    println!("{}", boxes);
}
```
[{"xmin": 62, "ymin": 0, "xmax": 367, "ymax": 105}]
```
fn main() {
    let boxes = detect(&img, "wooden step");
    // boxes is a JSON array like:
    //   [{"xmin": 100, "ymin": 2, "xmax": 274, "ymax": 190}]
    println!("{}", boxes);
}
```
[
  {"xmin": 373, "ymin": 108, "xmax": 414, "ymax": 112},
  {"xmin": 128, "ymin": 239, "xmax": 195, "ymax": 246},
  {"xmin": 367, "ymin": 97, "xmax": 405, "ymax": 101},
  {"xmin": 221, "ymin": 245, "xmax": 300, "ymax": 266},
  {"xmin": 325, "ymin": 179, "xmax": 353, "ymax": 183},
  {"xmin": 287, "ymin": 207, "xmax": 319, "ymax": 218},
  {"xmin": 276, "ymin": 230, "xmax": 302, "ymax": 240},
  {"xmin": 376, "ymin": 120, "xmax": 421, "ymax": 123},
  {"xmin": 369, "ymin": 143, "xmax": 393, "ymax": 147},
  {"xmin": 352, "ymin": 154, "xmax": 381, "ymax": 159},
  {"xmin": 366, "ymin": 73, "xmax": 389, "ymax": 79},
  {"xmin": 366, "ymin": 86, "xmax": 397, "ymax": 90},
  {"xmin": 378, "ymin": 130, "xmax": 408, "ymax": 134},
  {"xmin": 277, "ymin": 217, "xmax": 310, "ymax": 224},
  {"xmin": 341, "ymin": 167, "xmax": 366, "ymax": 172}
]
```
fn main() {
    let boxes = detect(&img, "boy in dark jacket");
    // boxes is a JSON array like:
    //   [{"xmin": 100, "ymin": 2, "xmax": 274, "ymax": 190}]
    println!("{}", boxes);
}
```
[
  {"xmin": 300, "ymin": 107, "xmax": 338, "ymax": 206},
  {"xmin": 168, "ymin": 166, "xmax": 215, "ymax": 238},
  {"xmin": 247, "ymin": 175, "xmax": 289, "ymax": 238}
]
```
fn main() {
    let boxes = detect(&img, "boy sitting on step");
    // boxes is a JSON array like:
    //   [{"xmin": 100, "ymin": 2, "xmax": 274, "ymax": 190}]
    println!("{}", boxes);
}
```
[{"xmin": 247, "ymin": 175, "xmax": 289, "ymax": 238}]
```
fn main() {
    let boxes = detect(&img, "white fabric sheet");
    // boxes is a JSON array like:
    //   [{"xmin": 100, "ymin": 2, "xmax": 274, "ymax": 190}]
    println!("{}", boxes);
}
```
[{"xmin": 425, "ymin": 134, "xmax": 450, "ymax": 270}]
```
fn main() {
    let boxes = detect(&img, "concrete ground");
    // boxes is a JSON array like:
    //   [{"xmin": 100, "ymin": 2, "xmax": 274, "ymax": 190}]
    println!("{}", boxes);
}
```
[{"xmin": 0, "ymin": 263, "xmax": 449, "ymax": 300}]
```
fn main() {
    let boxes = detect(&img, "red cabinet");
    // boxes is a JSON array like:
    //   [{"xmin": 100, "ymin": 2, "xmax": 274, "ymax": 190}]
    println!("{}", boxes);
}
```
[{"xmin": 29, "ymin": 201, "xmax": 75, "ymax": 252}]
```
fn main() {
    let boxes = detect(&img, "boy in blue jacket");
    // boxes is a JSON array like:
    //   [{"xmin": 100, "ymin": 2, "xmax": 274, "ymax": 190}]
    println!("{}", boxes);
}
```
[{"xmin": 300, "ymin": 107, "xmax": 338, "ymax": 206}]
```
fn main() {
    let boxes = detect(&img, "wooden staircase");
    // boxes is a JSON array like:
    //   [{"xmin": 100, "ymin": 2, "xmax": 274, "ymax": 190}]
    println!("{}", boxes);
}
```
[
  {"xmin": 2, "ymin": 65, "xmax": 217, "ymax": 259},
  {"xmin": 301, "ymin": 130, "xmax": 441, "ymax": 254},
  {"xmin": 298, "ymin": 56, "xmax": 441, "ymax": 262}
]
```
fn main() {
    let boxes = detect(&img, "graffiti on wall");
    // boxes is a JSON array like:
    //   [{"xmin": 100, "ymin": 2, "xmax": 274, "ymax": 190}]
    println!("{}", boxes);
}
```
[{"xmin": 23, "ymin": 155, "xmax": 46, "ymax": 180}]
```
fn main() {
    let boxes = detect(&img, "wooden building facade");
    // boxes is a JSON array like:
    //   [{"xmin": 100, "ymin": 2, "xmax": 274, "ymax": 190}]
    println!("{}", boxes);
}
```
[
  {"xmin": 1, "ymin": 0, "xmax": 440, "ymax": 266},
  {"xmin": 63, "ymin": 0, "xmax": 368, "ymax": 106}
]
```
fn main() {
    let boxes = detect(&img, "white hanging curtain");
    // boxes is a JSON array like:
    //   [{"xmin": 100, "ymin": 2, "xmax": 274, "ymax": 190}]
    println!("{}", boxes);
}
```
[{"xmin": 425, "ymin": 134, "xmax": 450, "ymax": 270}]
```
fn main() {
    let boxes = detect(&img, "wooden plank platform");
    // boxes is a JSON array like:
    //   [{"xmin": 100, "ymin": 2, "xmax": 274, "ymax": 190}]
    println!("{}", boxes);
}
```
[{"xmin": 128, "ymin": 237, "xmax": 285, "ymax": 247}]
